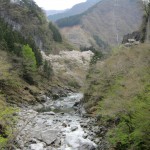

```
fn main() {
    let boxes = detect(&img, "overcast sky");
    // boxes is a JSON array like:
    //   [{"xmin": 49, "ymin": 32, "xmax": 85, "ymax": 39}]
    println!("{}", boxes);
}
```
[{"xmin": 33, "ymin": 0, "xmax": 86, "ymax": 10}]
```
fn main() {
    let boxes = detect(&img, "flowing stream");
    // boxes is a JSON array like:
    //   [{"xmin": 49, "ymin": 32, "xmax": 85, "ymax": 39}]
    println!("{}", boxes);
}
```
[{"xmin": 16, "ymin": 93, "xmax": 101, "ymax": 150}]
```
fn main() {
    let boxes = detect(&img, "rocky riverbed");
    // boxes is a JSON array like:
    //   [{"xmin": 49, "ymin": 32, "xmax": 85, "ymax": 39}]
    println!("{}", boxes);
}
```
[{"xmin": 15, "ymin": 93, "xmax": 107, "ymax": 150}]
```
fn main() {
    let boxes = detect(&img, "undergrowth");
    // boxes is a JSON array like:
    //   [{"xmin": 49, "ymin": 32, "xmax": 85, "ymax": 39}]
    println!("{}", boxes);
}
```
[{"xmin": 83, "ymin": 44, "xmax": 150, "ymax": 149}]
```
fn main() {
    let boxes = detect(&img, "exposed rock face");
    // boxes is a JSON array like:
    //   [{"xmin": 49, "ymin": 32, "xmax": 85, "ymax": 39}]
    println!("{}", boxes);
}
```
[
  {"xmin": 0, "ymin": 0, "xmax": 69, "ymax": 53},
  {"xmin": 42, "ymin": 50, "xmax": 94, "ymax": 87}
]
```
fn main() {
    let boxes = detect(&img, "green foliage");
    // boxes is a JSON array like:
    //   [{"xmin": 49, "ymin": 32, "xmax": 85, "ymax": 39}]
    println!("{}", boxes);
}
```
[
  {"xmin": 84, "ymin": 44, "xmax": 150, "ymax": 149},
  {"xmin": 22, "ymin": 44, "xmax": 37, "ymax": 84},
  {"xmin": 0, "ymin": 18, "xmax": 43, "ymax": 66},
  {"xmin": 0, "ymin": 17, "xmax": 44, "ymax": 86},
  {"xmin": 93, "ymin": 35, "xmax": 109, "ymax": 50},
  {"xmin": 80, "ymin": 46, "xmax": 103, "ymax": 64},
  {"xmin": 91, "ymin": 50, "xmax": 103, "ymax": 64},
  {"xmin": 26, "ymin": 37, "xmax": 43, "ymax": 67},
  {"xmin": 0, "ymin": 137, "xmax": 7, "ymax": 149},
  {"xmin": 56, "ymin": 14, "xmax": 81, "ymax": 28},
  {"xmin": 68, "ymin": 80, "xmax": 80, "ymax": 89},
  {"xmin": 43, "ymin": 60, "xmax": 53, "ymax": 79},
  {"xmin": 49, "ymin": 22, "xmax": 62, "ymax": 42},
  {"xmin": 0, "ymin": 103, "xmax": 17, "ymax": 150},
  {"xmin": 108, "ymin": 85, "xmax": 150, "ymax": 150},
  {"xmin": 0, "ymin": 18, "xmax": 24, "ymax": 55},
  {"xmin": 22, "ymin": 44, "xmax": 37, "ymax": 72},
  {"xmin": 0, "ymin": 0, "xmax": 69, "ymax": 54}
]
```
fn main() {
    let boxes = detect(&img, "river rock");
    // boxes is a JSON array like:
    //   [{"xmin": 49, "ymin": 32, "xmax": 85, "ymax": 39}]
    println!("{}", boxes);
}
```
[
  {"xmin": 45, "ymin": 120, "xmax": 53, "ymax": 126},
  {"xmin": 43, "ymin": 112, "xmax": 55, "ymax": 115},
  {"xmin": 73, "ymin": 101, "xmax": 80, "ymax": 107},
  {"xmin": 38, "ymin": 95, "xmax": 48, "ymax": 102},
  {"xmin": 41, "ymin": 130, "xmax": 59, "ymax": 145},
  {"xmin": 79, "ymin": 106, "xmax": 87, "ymax": 117},
  {"xmin": 62, "ymin": 122, "xmax": 67, "ymax": 127},
  {"xmin": 52, "ymin": 94, "xmax": 60, "ymax": 100},
  {"xmin": 83, "ymin": 133, "xmax": 88, "ymax": 139},
  {"xmin": 94, "ymin": 138, "xmax": 101, "ymax": 144},
  {"xmin": 53, "ymin": 138, "xmax": 61, "ymax": 147},
  {"xmin": 29, "ymin": 138, "xmax": 38, "ymax": 144},
  {"xmin": 71, "ymin": 126, "xmax": 78, "ymax": 131},
  {"xmin": 92, "ymin": 126, "xmax": 101, "ymax": 134},
  {"xmin": 79, "ymin": 144, "xmax": 96, "ymax": 150},
  {"xmin": 16, "ymin": 93, "xmax": 102, "ymax": 150},
  {"xmin": 33, "ymin": 104, "xmax": 44, "ymax": 111},
  {"xmin": 80, "ymin": 123, "xmax": 88, "ymax": 128},
  {"xmin": 29, "ymin": 143, "xmax": 44, "ymax": 150}
]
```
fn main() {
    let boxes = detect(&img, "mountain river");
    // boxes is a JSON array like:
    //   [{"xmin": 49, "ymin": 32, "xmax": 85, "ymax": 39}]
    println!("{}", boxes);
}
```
[{"xmin": 16, "ymin": 93, "xmax": 103, "ymax": 150}]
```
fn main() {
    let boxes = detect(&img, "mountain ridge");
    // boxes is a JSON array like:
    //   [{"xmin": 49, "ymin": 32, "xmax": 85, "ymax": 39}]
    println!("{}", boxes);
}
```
[
  {"xmin": 48, "ymin": 0, "xmax": 101, "ymax": 22},
  {"xmin": 45, "ymin": 10, "xmax": 66, "ymax": 16},
  {"xmin": 57, "ymin": 0, "xmax": 143, "ymax": 50}
]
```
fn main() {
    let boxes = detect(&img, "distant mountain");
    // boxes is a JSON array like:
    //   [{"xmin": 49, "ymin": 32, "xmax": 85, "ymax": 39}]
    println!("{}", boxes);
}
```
[
  {"xmin": 56, "ymin": 0, "xmax": 143, "ymax": 50},
  {"xmin": 45, "ymin": 10, "xmax": 66, "ymax": 16},
  {"xmin": 48, "ymin": 0, "xmax": 101, "ymax": 22}
]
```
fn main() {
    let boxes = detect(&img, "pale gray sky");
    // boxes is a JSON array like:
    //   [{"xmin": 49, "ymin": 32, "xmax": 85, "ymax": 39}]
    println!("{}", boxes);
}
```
[{"xmin": 34, "ymin": 0, "xmax": 86, "ymax": 10}]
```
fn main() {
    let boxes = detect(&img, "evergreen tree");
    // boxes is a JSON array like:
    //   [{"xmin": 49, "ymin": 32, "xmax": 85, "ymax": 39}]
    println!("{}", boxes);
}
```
[
  {"xmin": 43, "ymin": 60, "xmax": 53, "ymax": 79},
  {"xmin": 49, "ymin": 22, "xmax": 62, "ymax": 42},
  {"xmin": 26, "ymin": 37, "xmax": 43, "ymax": 67},
  {"xmin": 22, "ymin": 44, "xmax": 37, "ymax": 84},
  {"xmin": 22, "ymin": 44, "xmax": 37, "ymax": 72}
]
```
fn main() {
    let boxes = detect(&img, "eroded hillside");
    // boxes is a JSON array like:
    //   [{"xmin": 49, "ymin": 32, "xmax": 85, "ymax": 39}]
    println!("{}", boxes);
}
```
[{"xmin": 57, "ymin": 0, "xmax": 143, "ymax": 50}]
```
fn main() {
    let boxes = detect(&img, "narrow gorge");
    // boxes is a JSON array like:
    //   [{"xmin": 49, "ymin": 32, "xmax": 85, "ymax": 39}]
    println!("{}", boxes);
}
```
[
  {"xmin": 0, "ymin": 0, "xmax": 150, "ymax": 150},
  {"xmin": 16, "ymin": 93, "xmax": 107, "ymax": 150}
]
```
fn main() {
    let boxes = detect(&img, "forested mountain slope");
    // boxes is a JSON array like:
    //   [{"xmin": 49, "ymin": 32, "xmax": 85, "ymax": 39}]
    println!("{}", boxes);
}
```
[
  {"xmin": 0, "ymin": 1, "xmax": 73, "ymax": 148},
  {"xmin": 45, "ymin": 10, "xmax": 65, "ymax": 16},
  {"xmin": 0, "ymin": 0, "xmax": 72, "ymax": 54},
  {"xmin": 82, "ymin": 2, "xmax": 150, "ymax": 149},
  {"xmin": 57, "ymin": 0, "xmax": 143, "ymax": 50},
  {"xmin": 83, "ymin": 44, "xmax": 150, "ymax": 149},
  {"xmin": 48, "ymin": 0, "xmax": 101, "ymax": 22}
]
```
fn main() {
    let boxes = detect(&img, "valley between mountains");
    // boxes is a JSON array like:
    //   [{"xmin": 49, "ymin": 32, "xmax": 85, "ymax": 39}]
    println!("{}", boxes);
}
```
[{"xmin": 0, "ymin": 0, "xmax": 150, "ymax": 150}]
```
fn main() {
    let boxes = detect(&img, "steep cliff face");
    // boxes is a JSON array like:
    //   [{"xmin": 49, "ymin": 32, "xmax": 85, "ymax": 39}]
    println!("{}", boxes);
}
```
[
  {"xmin": 57, "ymin": 0, "xmax": 143, "ymax": 50},
  {"xmin": 0, "ymin": 0, "xmax": 71, "ymax": 54},
  {"xmin": 0, "ymin": 0, "xmax": 75, "ymax": 107}
]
